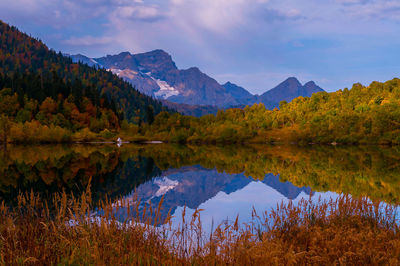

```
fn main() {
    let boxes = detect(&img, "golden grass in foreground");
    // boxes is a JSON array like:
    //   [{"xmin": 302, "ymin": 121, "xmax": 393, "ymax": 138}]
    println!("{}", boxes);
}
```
[{"xmin": 1, "ymin": 187, "xmax": 400, "ymax": 265}]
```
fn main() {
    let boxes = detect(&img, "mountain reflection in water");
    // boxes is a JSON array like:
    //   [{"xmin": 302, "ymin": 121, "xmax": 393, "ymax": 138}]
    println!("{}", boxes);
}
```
[
  {"xmin": 122, "ymin": 167, "xmax": 311, "ymax": 224},
  {"xmin": 1, "ymin": 144, "xmax": 400, "ymax": 226}
]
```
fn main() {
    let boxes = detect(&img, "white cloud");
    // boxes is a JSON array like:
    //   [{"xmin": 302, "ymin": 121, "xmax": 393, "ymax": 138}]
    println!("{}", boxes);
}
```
[
  {"xmin": 335, "ymin": 0, "xmax": 369, "ymax": 4},
  {"xmin": 114, "ymin": 5, "xmax": 165, "ymax": 21},
  {"xmin": 167, "ymin": 0, "xmax": 301, "ymax": 35},
  {"xmin": 64, "ymin": 36, "xmax": 113, "ymax": 46},
  {"xmin": 339, "ymin": 0, "xmax": 400, "ymax": 21},
  {"xmin": 169, "ymin": 0, "xmax": 249, "ymax": 33}
]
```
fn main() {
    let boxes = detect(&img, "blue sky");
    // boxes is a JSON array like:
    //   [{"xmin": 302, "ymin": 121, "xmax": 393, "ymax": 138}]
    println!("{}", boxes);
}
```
[{"xmin": 1, "ymin": 0, "xmax": 400, "ymax": 94}]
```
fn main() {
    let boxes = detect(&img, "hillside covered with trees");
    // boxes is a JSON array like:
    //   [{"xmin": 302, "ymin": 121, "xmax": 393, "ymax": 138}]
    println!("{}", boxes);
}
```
[
  {"xmin": 0, "ymin": 20, "xmax": 170, "ymax": 143},
  {"xmin": 143, "ymin": 78, "xmax": 400, "ymax": 145}
]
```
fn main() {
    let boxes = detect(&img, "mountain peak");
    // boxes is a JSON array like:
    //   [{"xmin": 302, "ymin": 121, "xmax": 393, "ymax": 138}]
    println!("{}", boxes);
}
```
[
  {"xmin": 282, "ymin": 77, "xmax": 301, "ymax": 85},
  {"xmin": 303, "ymin": 80, "xmax": 323, "ymax": 92},
  {"xmin": 260, "ymin": 77, "xmax": 324, "ymax": 109},
  {"xmin": 148, "ymin": 49, "xmax": 169, "ymax": 55},
  {"xmin": 222, "ymin": 81, "xmax": 253, "ymax": 100},
  {"xmin": 117, "ymin": 51, "xmax": 133, "ymax": 57},
  {"xmin": 304, "ymin": 81, "xmax": 316, "ymax": 86},
  {"xmin": 186, "ymin": 66, "xmax": 201, "ymax": 72},
  {"xmin": 135, "ymin": 49, "xmax": 177, "ymax": 75},
  {"xmin": 137, "ymin": 49, "xmax": 171, "ymax": 59}
]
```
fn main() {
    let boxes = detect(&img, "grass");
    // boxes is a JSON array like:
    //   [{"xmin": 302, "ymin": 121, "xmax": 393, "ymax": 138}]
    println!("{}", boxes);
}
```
[{"xmin": 1, "ymin": 184, "xmax": 400, "ymax": 265}]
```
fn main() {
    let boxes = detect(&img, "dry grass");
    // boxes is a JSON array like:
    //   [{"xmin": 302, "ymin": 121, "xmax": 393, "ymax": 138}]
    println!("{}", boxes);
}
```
[{"xmin": 1, "ymin": 184, "xmax": 400, "ymax": 265}]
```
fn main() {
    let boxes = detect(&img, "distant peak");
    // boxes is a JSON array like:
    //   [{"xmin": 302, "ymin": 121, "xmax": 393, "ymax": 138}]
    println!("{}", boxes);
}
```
[
  {"xmin": 223, "ymin": 82, "xmax": 244, "ymax": 89},
  {"xmin": 187, "ymin": 66, "xmax": 200, "ymax": 72},
  {"xmin": 276, "ymin": 77, "xmax": 302, "ymax": 87},
  {"xmin": 143, "ymin": 49, "xmax": 170, "ymax": 56},
  {"xmin": 304, "ymin": 81, "xmax": 316, "ymax": 86},
  {"xmin": 304, "ymin": 80, "xmax": 324, "ymax": 92},
  {"xmin": 223, "ymin": 81, "xmax": 253, "ymax": 99},
  {"xmin": 152, "ymin": 49, "xmax": 168, "ymax": 53},
  {"xmin": 118, "ymin": 51, "xmax": 133, "ymax": 57},
  {"xmin": 285, "ymin": 77, "xmax": 300, "ymax": 83},
  {"xmin": 135, "ymin": 49, "xmax": 174, "ymax": 61},
  {"xmin": 70, "ymin": 53, "xmax": 89, "ymax": 58}
]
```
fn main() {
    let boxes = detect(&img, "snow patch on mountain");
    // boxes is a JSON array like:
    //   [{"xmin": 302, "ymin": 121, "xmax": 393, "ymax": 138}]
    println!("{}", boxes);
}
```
[
  {"xmin": 108, "ymin": 68, "xmax": 122, "ymax": 75},
  {"xmin": 154, "ymin": 177, "xmax": 179, "ymax": 197},
  {"xmin": 107, "ymin": 68, "xmax": 179, "ymax": 99},
  {"xmin": 153, "ymin": 79, "xmax": 180, "ymax": 99},
  {"xmin": 90, "ymin": 58, "xmax": 101, "ymax": 67}
]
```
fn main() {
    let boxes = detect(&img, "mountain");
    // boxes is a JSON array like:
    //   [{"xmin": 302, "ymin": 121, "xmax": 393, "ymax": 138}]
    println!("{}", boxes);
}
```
[
  {"xmin": 70, "ymin": 52, "xmax": 325, "ymax": 116},
  {"xmin": 64, "ymin": 54, "xmax": 101, "ymax": 68},
  {"xmin": 222, "ymin": 82, "xmax": 257, "ymax": 105},
  {"xmin": 0, "ymin": 20, "xmax": 170, "ymax": 125},
  {"xmin": 259, "ymin": 77, "xmax": 325, "ymax": 109},
  {"xmin": 71, "ymin": 51, "xmax": 240, "ymax": 108},
  {"xmin": 222, "ymin": 82, "xmax": 253, "ymax": 99}
]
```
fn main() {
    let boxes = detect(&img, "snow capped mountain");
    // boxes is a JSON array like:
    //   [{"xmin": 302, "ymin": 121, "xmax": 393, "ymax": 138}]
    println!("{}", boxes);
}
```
[
  {"xmin": 69, "ymin": 50, "xmax": 325, "ymax": 115},
  {"xmin": 70, "ymin": 51, "xmax": 184, "ymax": 100},
  {"xmin": 69, "ymin": 51, "xmax": 239, "ymax": 107}
]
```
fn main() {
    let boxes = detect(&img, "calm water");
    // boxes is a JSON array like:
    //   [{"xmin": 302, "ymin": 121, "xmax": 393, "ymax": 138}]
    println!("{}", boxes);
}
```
[{"xmin": 1, "ymin": 144, "xmax": 400, "ymax": 227}]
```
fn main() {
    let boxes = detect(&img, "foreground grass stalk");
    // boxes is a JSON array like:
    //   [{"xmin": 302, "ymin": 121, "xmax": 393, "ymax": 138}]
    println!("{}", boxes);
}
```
[{"xmin": 1, "ymin": 190, "xmax": 400, "ymax": 265}]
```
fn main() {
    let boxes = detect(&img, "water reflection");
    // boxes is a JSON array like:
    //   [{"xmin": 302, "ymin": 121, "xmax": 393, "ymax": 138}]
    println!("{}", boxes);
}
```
[
  {"xmin": 128, "ymin": 168, "xmax": 311, "ymax": 224},
  {"xmin": 1, "ymin": 144, "xmax": 400, "ymax": 226}
]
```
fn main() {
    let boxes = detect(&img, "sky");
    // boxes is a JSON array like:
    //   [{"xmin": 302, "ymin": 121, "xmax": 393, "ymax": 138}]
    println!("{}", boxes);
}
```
[{"xmin": 1, "ymin": 0, "xmax": 400, "ymax": 94}]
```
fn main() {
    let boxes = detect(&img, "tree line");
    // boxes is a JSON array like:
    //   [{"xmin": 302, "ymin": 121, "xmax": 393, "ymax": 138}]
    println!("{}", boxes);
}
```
[{"xmin": 142, "ymin": 78, "xmax": 400, "ymax": 145}]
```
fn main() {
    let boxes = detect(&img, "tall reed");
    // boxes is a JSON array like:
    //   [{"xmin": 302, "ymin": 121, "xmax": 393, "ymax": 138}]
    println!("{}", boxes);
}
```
[{"xmin": 1, "ymin": 185, "xmax": 400, "ymax": 265}]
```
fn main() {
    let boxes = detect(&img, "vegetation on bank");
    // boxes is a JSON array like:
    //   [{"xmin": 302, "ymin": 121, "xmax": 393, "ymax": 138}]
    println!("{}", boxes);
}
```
[
  {"xmin": 0, "ymin": 20, "xmax": 170, "ymax": 144},
  {"xmin": 4, "ymin": 76, "xmax": 400, "ymax": 145},
  {"xmin": 1, "ymin": 188, "xmax": 400, "ymax": 265},
  {"xmin": 0, "ymin": 72, "xmax": 121, "ymax": 143},
  {"xmin": 141, "ymin": 77, "xmax": 400, "ymax": 145}
]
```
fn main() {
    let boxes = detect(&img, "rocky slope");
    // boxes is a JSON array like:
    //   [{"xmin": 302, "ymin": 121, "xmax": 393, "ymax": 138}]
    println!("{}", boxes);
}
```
[
  {"xmin": 71, "ymin": 50, "xmax": 239, "ymax": 107},
  {"xmin": 259, "ymin": 77, "xmax": 324, "ymax": 109},
  {"xmin": 70, "ymin": 51, "xmax": 324, "ymax": 115}
]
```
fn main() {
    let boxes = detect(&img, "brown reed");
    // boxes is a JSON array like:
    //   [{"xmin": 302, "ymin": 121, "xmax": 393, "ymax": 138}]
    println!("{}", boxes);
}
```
[{"xmin": 1, "ymin": 184, "xmax": 400, "ymax": 265}]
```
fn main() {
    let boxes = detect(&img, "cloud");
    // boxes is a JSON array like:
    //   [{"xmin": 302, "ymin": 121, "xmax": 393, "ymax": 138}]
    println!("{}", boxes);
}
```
[
  {"xmin": 334, "ymin": 0, "xmax": 400, "ymax": 21},
  {"xmin": 63, "ymin": 36, "xmax": 113, "ymax": 46},
  {"xmin": 113, "ymin": 5, "xmax": 166, "ymax": 22},
  {"xmin": 167, "ymin": 0, "xmax": 304, "ymax": 35},
  {"xmin": 169, "ymin": 0, "xmax": 250, "ymax": 33},
  {"xmin": 0, "ymin": 0, "xmax": 110, "ymax": 28},
  {"xmin": 335, "ymin": 0, "xmax": 371, "ymax": 5}
]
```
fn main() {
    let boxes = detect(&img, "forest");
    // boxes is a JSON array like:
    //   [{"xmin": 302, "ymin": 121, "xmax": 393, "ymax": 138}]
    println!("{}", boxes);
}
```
[
  {"xmin": 142, "ymin": 78, "xmax": 400, "ymax": 145},
  {"xmin": 0, "ymin": 20, "xmax": 170, "ymax": 143}
]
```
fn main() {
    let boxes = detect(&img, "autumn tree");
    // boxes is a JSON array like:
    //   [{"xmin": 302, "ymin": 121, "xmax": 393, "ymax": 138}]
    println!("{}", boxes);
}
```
[{"xmin": 0, "ymin": 114, "xmax": 10, "ymax": 147}]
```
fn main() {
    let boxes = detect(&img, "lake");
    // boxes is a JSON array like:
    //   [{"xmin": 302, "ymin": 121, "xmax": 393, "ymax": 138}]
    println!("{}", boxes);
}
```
[{"xmin": 1, "ymin": 144, "xmax": 400, "ymax": 229}]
